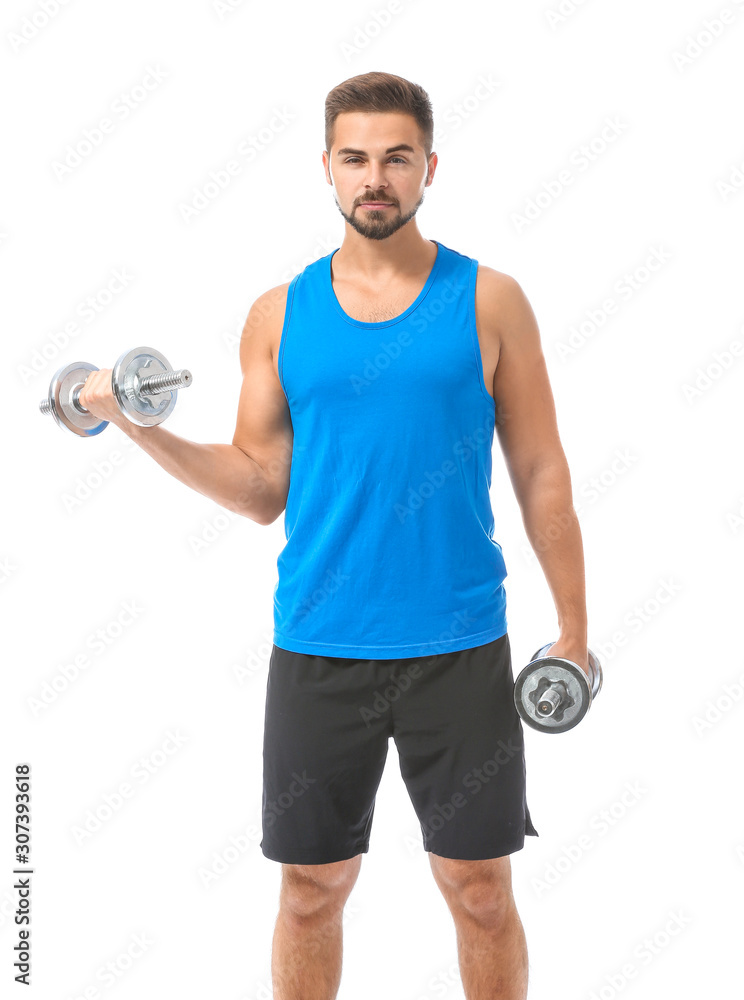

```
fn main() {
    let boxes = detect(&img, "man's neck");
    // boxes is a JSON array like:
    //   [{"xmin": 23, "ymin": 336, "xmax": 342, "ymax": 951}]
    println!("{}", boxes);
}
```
[{"xmin": 333, "ymin": 228, "xmax": 436, "ymax": 280}]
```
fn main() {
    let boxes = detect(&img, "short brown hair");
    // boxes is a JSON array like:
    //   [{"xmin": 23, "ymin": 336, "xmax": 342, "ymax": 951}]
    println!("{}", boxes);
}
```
[{"xmin": 325, "ymin": 71, "xmax": 433, "ymax": 159}]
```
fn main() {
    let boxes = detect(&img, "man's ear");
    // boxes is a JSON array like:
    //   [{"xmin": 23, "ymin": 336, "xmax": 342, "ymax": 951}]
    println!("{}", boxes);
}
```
[{"xmin": 323, "ymin": 149, "xmax": 336, "ymax": 187}]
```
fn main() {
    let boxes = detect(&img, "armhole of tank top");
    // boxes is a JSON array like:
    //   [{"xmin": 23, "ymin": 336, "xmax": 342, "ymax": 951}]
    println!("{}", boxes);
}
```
[
  {"xmin": 467, "ymin": 258, "xmax": 496, "ymax": 409},
  {"xmin": 277, "ymin": 272, "xmax": 299, "ymax": 400}
]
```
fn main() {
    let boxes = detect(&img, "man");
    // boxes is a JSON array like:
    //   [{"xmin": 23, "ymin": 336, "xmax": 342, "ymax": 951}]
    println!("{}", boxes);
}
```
[{"xmin": 80, "ymin": 71, "xmax": 590, "ymax": 1000}]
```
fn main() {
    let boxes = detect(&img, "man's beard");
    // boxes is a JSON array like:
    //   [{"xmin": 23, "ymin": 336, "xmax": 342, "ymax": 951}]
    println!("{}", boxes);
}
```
[{"xmin": 334, "ymin": 190, "xmax": 425, "ymax": 241}]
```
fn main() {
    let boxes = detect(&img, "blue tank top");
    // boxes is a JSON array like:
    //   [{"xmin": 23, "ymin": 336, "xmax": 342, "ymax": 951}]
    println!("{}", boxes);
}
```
[{"xmin": 273, "ymin": 240, "xmax": 508, "ymax": 659}]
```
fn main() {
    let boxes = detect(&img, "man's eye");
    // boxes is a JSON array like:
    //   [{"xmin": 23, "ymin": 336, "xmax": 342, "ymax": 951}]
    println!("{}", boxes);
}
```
[{"xmin": 344, "ymin": 157, "xmax": 407, "ymax": 164}]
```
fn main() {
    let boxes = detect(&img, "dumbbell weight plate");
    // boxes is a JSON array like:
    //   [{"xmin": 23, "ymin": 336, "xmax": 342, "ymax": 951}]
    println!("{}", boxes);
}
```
[
  {"xmin": 111, "ymin": 347, "xmax": 178, "ymax": 427},
  {"xmin": 514, "ymin": 648, "xmax": 601, "ymax": 734},
  {"xmin": 45, "ymin": 362, "xmax": 109, "ymax": 437}
]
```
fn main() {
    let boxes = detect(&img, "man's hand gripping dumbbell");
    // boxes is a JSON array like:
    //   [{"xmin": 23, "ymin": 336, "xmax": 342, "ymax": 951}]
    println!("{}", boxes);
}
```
[
  {"xmin": 39, "ymin": 346, "xmax": 192, "ymax": 437},
  {"xmin": 514, "ymin": 639, "xmax": 603, "ymax": 734}
]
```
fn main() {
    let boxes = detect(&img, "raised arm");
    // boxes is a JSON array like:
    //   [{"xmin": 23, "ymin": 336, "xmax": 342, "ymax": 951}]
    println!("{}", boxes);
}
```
[{"xmin": 76, "ymin": 283, "xmax": 294, "ymax": 526}]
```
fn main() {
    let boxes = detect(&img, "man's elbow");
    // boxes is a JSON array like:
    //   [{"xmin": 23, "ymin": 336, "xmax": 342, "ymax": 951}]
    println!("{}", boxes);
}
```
[
  {"xmin": 259, "ymin": 505, "xmax": 285, "ymax": 527},
  {"xmin": 229, "ymin": 484, "xmax": 285, "ymax": 526},
  {"xmin": 525, "ymin": 456, "xmax": 570, "ymax": 481},
  {"xmin": 509, "ymin": 455, "xmax": 572, "ymax": 508}
]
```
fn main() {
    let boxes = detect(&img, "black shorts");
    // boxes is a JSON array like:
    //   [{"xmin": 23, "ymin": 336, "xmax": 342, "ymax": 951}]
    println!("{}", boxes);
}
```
[{"xmin": 260, "ymin": 632, "xmax": 539, "ymax": 864}]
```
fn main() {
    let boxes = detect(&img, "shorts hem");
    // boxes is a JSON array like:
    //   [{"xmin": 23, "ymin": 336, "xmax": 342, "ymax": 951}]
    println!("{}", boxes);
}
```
[
  {"xmin": 425, "ymin": 830, "xmax": 538, "ymax": 861},
  {"xmin": 261, "ymin": 841, "xmax": 369, "ymax": 865}
]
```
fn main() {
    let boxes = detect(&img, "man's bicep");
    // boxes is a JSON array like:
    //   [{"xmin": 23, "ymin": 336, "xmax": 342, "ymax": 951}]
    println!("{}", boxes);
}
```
[
  {"xmin": 492, "ymin": 277, "xmax": 566, "ymax": 483},
  {"xmin": 233, "ymin": 286, "xmax": 294, "ymax": 510}
]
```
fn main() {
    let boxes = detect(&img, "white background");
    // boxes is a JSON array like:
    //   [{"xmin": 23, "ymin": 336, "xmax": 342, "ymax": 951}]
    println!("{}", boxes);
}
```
[{"xmin": 2, "ymin": 1, "xmax": 743, "ymax": 998}]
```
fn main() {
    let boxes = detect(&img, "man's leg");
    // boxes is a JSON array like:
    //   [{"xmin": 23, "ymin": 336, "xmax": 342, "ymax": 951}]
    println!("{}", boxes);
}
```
[
  {"xmin": 429, "ymin": 853, "xmax": 528, "ymax": 1000},
  {"xmin": 272, "ymin": 854, "xmax": 363, "ymax": 1000}
]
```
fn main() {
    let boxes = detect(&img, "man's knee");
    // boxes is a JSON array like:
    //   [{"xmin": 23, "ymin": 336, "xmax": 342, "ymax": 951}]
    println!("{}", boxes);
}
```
[
  {"xmin": 280, "ymin": 854, "xmax": 362, "ymax": 919},
  {"xmin": 429, "ymin": 854, "xmax": 514, "ymax": 923}
]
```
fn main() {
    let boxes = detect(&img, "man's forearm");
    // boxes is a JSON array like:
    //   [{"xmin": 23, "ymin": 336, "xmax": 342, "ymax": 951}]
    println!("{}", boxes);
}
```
[
  {"xmin": 515, "ymin": 462, "xmax": 587, "ymax": 644},
  {"xmin": 113, "ymin": 419, "xmax": 278, "ymax": 524}
]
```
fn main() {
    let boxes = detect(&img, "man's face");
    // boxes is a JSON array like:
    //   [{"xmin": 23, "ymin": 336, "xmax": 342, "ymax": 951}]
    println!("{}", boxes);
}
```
[{"xmin": 323, "ymin": 112, "xmax": 436, "ymax": 242}]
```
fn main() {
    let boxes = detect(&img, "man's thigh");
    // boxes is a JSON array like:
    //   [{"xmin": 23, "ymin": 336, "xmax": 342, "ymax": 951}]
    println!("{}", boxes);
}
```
[
  {"xmin": 260, "ymin": 644, "xmax": 392, "ymax": 865},
  {"xmin": 391, "ymin": 633, "xmax": 539, "ymax": 860}
]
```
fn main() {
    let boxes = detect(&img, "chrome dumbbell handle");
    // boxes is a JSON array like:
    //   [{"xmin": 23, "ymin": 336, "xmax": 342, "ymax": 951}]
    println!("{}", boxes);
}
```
[{"xmin": 39, "ymin": 367, "xmax": 192, "ymax": 417}]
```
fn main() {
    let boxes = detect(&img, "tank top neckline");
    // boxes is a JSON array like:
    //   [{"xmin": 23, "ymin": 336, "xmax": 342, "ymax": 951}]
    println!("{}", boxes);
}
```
[{"xmin": 326, "ymin": 240, "xmax": 442, "ymax": 329}]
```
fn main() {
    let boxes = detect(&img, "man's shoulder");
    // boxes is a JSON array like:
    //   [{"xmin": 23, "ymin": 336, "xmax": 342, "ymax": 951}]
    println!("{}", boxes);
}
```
[
  {"xmin": 473, "ymin": 265, "xmax": 538, "ymax": 361},
  {"xmin": 242, "ymin": 282, "xmax": 293, "ymax": 363},
  {"xmin": 475, "ymin": 263, "xmax": 520, "ymax": 294},
  {"xmin": 474, "ymin": 265, "xmax": 524, "ymax": 327},
  {"xmin": 252, "ymin": 281, "xmax": 292, "ymax": 320}
]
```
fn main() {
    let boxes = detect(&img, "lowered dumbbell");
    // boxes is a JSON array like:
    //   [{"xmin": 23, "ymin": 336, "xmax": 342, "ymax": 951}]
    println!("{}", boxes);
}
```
[
  {"xmin": 514, "ymin": 643, "xmax": 603, "ymax": 734},
  {"xmin": 39, "ymin": 346, "xmax": 192, "ymax": 437}
]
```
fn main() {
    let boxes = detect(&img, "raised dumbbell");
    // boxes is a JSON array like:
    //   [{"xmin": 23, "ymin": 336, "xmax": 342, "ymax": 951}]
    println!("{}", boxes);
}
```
[
  {"xmin": 39, "ymin": 346, "xmax": 192, "ymax": 437},
  {"xmin": 513, "ymin": 643, "xmax": 603, "ymax": 734}
]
